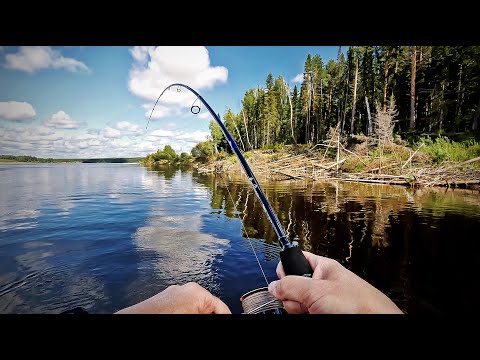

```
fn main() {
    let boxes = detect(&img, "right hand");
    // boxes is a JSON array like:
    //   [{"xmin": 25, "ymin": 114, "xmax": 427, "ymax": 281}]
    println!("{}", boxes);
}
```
[{"xmin": 268, "ymin": 251, "xmax": 403, "ymax": 314}]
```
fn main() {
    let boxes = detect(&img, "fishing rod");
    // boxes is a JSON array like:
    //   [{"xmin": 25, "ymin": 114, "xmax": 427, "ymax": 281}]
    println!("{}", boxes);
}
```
[{"xmin": 148, "ymin": 83, "xmax": 312, "ymax": 313}]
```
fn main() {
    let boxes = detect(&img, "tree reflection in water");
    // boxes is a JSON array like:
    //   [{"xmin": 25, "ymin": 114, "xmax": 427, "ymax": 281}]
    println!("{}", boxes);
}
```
[{"xmin": 192, "ymin": 169, "xmax": 480, "ymax": 314}]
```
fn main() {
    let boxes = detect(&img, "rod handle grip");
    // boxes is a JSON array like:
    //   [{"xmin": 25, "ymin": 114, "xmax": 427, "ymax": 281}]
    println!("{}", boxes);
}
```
[{"xmin": 280, "ymin": 246, "xmax": 313, "ymax": 277}]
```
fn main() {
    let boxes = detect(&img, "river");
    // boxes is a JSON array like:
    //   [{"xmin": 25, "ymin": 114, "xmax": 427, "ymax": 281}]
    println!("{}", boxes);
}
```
[{"xmin": 0, "ymin": 163, "xmax": 479, "ymax": 314}]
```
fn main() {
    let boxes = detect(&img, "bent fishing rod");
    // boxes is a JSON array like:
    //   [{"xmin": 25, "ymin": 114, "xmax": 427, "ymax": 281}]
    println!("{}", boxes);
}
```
[{"xmin": 148, "ymin": 83, "xmax": 313, "ymax": 313}]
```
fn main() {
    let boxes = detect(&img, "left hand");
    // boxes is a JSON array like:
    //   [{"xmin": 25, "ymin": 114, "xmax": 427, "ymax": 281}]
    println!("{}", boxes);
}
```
[{"xmin": 115, "ymin": 282, "xmax": 231, "ymax": 314}]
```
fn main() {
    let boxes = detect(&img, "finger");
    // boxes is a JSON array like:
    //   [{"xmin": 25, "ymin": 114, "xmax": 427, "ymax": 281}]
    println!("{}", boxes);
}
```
[
  {"xmin": 276, "ymin": 260, "xmax": 286, "ymax": 279},
  {"xmin": 302, "ymin": 251, "xmax": 338, "ymax": 279},
  {"xmin": 268, "ymin": 276, "xmax": 325, "ymax": 309},
  {"xmin": 277, "ymin": 251, "xmax": 334, "ymax": 280},
  {"xmin": 205, "ymin": 295, "xmax": 232, "ymax": 314},
  {"xmin": 276, "ymin": 250, "xmax": 319, "ymax": 279},
  {"xmin": 282, "ymin": 300, "xmax": 309, "ymax": 314}
]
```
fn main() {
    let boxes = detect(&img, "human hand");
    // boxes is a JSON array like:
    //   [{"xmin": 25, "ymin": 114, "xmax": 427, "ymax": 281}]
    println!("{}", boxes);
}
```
[
  {"xmin": 115, "ymin": 282, "xmax": 231, "ymax": 314},
  {"xmin": 268, "ymin": 251, "xmax": 403, "ymax": 314}
]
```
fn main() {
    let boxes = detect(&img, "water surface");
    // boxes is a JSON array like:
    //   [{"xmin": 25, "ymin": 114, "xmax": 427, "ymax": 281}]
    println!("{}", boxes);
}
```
[{"xmin": 1, "ymin": 163, "xmax": 479, "ymax": 314}]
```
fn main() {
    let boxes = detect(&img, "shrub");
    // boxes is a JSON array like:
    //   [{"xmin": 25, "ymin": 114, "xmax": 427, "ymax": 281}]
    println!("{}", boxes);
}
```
[{"xmin": 420, "ymin": 136, "xmax": 480, "ymax": 163}]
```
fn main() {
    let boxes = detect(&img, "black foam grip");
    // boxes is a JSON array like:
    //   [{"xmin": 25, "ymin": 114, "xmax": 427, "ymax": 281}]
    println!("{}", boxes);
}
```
[{"xmin": 280, "ymin": 246, "xmax": 313, "ymax": 277}]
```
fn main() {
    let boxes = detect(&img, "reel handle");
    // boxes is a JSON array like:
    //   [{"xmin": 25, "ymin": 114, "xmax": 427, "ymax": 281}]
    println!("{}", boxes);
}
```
[{"xmin": 279, "ymin": 246, "xmax": 313, "ymax": 277}]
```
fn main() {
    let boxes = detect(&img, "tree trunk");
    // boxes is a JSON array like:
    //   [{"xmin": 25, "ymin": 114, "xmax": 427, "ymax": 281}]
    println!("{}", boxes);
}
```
[
  {"xmin": 284, "ymin": 81, "xmax": 296, "ymax": 144},
  {"xmin": 392, "ymin": 47, "xmax": 399, "ymax": 95},
  {"xmin": 409, "ymin": 46, "xmax": 417, "ymax": 131},
  {"xmin": 241, "ymin": 109, "xmax": 252, "ymax": 150},
  {"xmin": 341, "ymin": 63, "xmax": 350, "ymax": 134},
  {"xmin": 232, "ymin": 114, "xmax": 245, "ymax": 152},
  {"xmin": 472, "ymin": 96, "xmax": 480, "ymax": 132},
  {"xmin": 365, "ymin": 96, "xmax": 372, "ymax": 135},
  {"xmin": 455, "ymin": 63, "xmax": 463, "ymax": 121},
  {"xmin": 439, "ymin": 83, "xmax": 445, "ymax": 132},
  {"xmin": 351, "ymin": 56, "xmax": 359, "ymax": 134},
  {"xmin": 383, "ymin": 48, "xmax": 390, "ymax": 111}
]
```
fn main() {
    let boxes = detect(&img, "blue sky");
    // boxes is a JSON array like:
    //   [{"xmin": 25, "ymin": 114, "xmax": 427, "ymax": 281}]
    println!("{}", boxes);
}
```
[{"xmin": 0, "ymin": 46, "xmax": 340, "ymax": 158}]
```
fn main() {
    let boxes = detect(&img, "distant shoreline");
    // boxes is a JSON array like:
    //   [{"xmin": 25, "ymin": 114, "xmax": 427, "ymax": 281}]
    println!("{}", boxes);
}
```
[
  {"xmin": 0, "ymin": 160, "xmax": 140, "ymax": 164},
  {"xmin": 0, "ymin": 155, "xmax": 143, "ymax": 164}
]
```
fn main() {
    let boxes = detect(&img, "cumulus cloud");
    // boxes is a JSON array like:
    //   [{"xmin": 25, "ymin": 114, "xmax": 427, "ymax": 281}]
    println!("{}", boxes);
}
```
[
  {"xmin": 103, "ymin": 126, "xmax": 121, "ymax": 138},
  {"xmin": 4, "ymin": 46, "xmax": 89, "ymax": 73},
  {"xmin": 0, "ymin": 101, "xmax": 36, "ymax": 120},
  {"xmin": 44, "ymin": 111, "xmax": 82, "ymax": 129},
  {"xmin": 115, "ymin": 121, "xmax": 144, "ymax": 136},
  {"xmin": 175, "ymin": 130, "xmax": 210, "ymax": 143},
  {"xmin": 86, "ymin": 128, "xmax": 101, "ymax": 135},
  {"xmin": 1, "ymin": 123, "xmax": 209, "ymax": 158},
  {"xmin": 128, "ymin": 46, "xmax": 228, "ymax": 119},
  {"xmin": 291, "ymin": 73, "xmax": 303, "ymax": 83}
]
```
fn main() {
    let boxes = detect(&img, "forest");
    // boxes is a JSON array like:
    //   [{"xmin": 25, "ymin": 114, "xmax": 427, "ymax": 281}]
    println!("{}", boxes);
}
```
[
  {"xmin": 142, "ymin": 47, "xmax": 480, "ymax": 187},
  {"xmin": 204, "ymin": 46, "xmax": 479, "ymax": 154}
]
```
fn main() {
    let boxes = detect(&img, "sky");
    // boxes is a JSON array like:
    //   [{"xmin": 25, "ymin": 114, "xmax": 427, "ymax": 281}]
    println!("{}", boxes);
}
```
[{"xmin": 0, "ymin": 46, "xmax": 340, "ymax": 158}]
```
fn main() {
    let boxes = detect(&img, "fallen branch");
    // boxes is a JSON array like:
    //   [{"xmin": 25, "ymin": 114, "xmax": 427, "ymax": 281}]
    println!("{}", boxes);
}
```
[
  {"xmin": 339, "ymin": 142, "xmax": 368, "ymax": 166},
  {"xmin": 440, "ymin": 156, "xmax": 480, "ymax": 171},
  {"xmin": 401, "ymin": 142, "xmax": 425, "ymax": 170},
  {"xmin": 269, "ymin": 169, "xmax": 305, "ymax": 180}
]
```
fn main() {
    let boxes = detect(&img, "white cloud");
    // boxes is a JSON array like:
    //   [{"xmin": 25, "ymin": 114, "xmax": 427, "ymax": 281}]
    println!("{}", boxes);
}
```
[
  {"xmin": 149, "ymin": 129, "xmax": 174, "ymax": 138},
  {"xmin": 103, "ymin": 126, "xmax": 121, "ymax": 138},
  {"xmin": 44, "ymin": 111, "xmax": 81, "ymax": 129},
  {"xmin": 144, "ymin": 104, "xmax": 175, "ymax": 120},
  {"xmin": 198, "ymin": 112, "xmax": 212, "ymax": 120},
  {"xmin": 175, "ymin": 130, "xmax": 209, "ymax": 143},
  {"xmin": 4, "ymin": 46, "xmax": 89, "ymax": 73},
  {"xmin": 115, "ymin": 121, "xmax": 144, "ymax": 136},
  {"xmin": 291, "ymin": 73, "xmax": 304, "ymax": 83},
  {"xmin": 129, "ymin": 46, "xmax": 154, "ymax": 65},
  {"xmin": 35, "ymin": 126, "xmax": 55, "ymax": 136},
  {"xmin": 87, "ymin": 128, "xmax": 101, "ymax": 135},
  {"xmin": 0, "ymin": 101, "xmax": 36, "ymax": 120},
  {"xmin": 128, "ymin": 46, "xmax": 228, "ymax": 119},
  {"xmin": 1, "ymin": 122, "xmax": 210, "ymax": 158}
]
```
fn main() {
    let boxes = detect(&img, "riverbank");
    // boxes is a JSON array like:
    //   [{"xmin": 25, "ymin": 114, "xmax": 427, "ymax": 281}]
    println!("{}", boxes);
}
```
[{"xmin": 195, "ymin": 138, "xmax": 480, "ymax": 189}]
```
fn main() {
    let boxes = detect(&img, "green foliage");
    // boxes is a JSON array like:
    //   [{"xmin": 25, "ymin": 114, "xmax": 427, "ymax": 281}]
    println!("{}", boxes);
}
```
[
  {"xmin": 188, "ymin": 46, "xmax": 480, "ymax": 170},
  {"xmin": 420, "ymin": 136, "xmax": 480, "ymax": 163},
  {"xmin": 190, "ymin": 141, "xmax": 216, "ymax": 163},
  {"xmin": 261, "ymin": 142, "xmax": 285, "ymax": 151},
  {"xmin": 209, "ymin": 120, "xmax": 228, "ymax": 152},
  {"xmin": 142, "ymin": 145, "xmax": 192, "ymax": 167}
]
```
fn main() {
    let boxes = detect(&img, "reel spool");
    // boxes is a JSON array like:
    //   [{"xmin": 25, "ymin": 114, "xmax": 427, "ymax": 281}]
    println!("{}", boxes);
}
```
[{"xmin": 240, "ymin": 287, "xmax": 287, "ymax": 314}]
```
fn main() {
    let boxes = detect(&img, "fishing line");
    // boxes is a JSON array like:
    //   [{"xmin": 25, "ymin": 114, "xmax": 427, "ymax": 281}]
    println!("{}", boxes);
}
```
[
  {"xmin": 191, "ymin": 98, "xmax": 201, "ymax": 114},
  {"xmin": 146, "ymin": 83, "xmax": 313, "ymax": 313},
  {"xmin": 220, "ymin": 174, "xmax": 270, "ymax": 286},
  {"xmin": 221, "ymin": 175, "xmax": 284, "ymax": 313}
]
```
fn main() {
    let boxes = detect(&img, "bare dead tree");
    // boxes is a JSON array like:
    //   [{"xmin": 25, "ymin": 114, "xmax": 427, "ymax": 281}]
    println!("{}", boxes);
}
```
[{"xmin": 374, "ymin": 96, "xmax": 397, "ymax": 146}]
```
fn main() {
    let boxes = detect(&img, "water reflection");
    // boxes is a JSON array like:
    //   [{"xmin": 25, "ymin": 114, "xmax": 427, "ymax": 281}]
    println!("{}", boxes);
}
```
[
  {"xmin": 192, "ymin": 171, "xmax": 480, "ymax": 313},
  {"xmin": 134, "ymin": 167, "xmax": 230, "ymax": 294},
  {"xmin": 0, "ymin": 163, "xmax": 479, "ymax": 314}
]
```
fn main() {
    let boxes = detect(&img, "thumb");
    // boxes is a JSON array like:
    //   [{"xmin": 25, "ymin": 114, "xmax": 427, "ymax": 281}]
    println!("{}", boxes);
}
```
[
  {"xmin": 206, "ymin": 295, "xmax": 232, "ymax": 314},
  {"xmin": 268, "ymin": 276, "xmax": 323, "ymax": 309}
]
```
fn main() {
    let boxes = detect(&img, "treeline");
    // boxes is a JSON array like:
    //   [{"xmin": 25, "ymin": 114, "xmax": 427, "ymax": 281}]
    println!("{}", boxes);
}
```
[
  {"xmin": 82, "ymin": 158, "xmax": 143, "ymax": 163},
  {"xmin": 0, "ymin": 155, "xmax": 143, "ymax": 163},
  {"xmin": 202, "ymin": 46, "xmax": 480, "ymax": 156},
  {"xmin": 0, "ymin": 155, "xmax": 78, "ymax": 163},
  {"xmin": 141, "ymin": 145, "xmax": 192, "ymax": 166}
]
